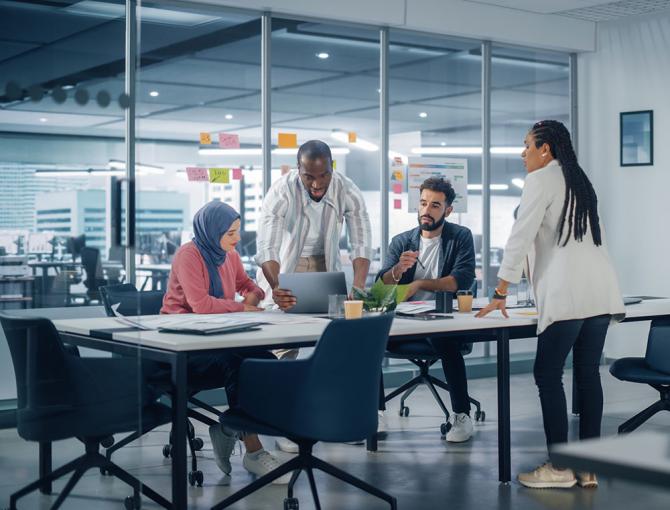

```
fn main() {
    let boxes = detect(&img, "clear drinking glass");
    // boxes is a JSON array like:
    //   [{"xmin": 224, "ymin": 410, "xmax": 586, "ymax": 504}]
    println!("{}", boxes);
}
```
[
  {"xmin": 517, "ymin": 277, "xmax": 529, "ymax": 307},
  {"xmin": 328, "ymin": 294, "xmax": 347, "ymax": 318}
]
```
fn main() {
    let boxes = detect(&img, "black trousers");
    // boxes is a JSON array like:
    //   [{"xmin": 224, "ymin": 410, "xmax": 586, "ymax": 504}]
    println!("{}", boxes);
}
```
[
  {"xmin": 429, "ymin": 338, "xmax": 471, "ymax": 415},
  {"xmin": 534, "ymin": 315, "xmax": 611, "ymax": 449}
]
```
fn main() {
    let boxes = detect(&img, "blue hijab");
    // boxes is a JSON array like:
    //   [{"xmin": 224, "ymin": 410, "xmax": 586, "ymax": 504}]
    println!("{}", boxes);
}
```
[{"xmin": 191, "ymin": 201, "xmax": 240, "ymax": 298}]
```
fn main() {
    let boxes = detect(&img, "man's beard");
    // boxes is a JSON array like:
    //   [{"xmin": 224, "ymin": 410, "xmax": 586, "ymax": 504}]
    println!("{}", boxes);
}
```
[{"xmin": 418, "ymin": 215, "xmax": 445, "ymax": 232}]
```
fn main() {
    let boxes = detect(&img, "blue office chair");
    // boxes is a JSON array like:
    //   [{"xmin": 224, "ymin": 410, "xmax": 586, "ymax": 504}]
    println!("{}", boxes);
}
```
[
  {"xmin": 0, "ymin": 313, "xmax": 172, "ymax": 510},
  {"xmin": 211, "ymin": 314, "xmax": 397, "ymax": 510},
  {"xmin": 609, "ymin": 318, "xmax": 670, "ymax": 433},
  {"xmin": 384, "ymin": 281, "xmax": 485, "ymax": 437},
  {"xmin": 99, "ymin": 283, "xmax": 220, "ymax": 487}
]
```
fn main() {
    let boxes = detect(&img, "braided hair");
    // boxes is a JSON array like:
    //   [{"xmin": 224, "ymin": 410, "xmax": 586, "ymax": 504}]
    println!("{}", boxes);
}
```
[{"xmin": 530, "ymin": 120, "xmax": 602, "ymax": 247}]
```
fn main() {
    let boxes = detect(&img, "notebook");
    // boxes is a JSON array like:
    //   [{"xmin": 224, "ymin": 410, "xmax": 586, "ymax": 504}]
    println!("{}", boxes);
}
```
[{"xmin": 157, "ymin": 321, "xmax": 264, "ymax": 335}]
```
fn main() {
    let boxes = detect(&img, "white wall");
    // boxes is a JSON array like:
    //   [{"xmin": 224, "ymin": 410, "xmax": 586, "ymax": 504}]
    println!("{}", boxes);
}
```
[
  {"xmin": 186, "ymin": 0, "xmax": 596, "ymax": 52},
  {"xmin": 579, "ymin": 10, "xmax": 670, "ymax": 358}
]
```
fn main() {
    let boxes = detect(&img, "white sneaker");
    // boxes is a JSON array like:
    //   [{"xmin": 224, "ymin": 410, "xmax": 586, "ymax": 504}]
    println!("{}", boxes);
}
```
[
  {"xmin": 518, "ymin": 462, "xmax": 577, "ymax": 489},
  {"xmin": 242, "ymin": 450, "xmax": 292, "ymax": 484},
  {"xmin": 209, "ymin": 424, "xmax": 238, "ymax": 475},
  {"xmin": 275, "ymin": 437, "xmax": 299, "ymax": 454},
  {"xmin": 445, "ymin": 413, "xmax": 474, "ymax": 443}
]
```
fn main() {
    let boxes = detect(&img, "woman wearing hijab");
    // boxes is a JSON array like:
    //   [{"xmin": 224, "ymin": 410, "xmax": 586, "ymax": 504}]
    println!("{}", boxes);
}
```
[
  {"xmin": 477, "ymin": 121, "xmax": 624, "ymax": 489},
  {"xmin": 161, "ymin": 200, "xmax": 290, "ymax": 484}
]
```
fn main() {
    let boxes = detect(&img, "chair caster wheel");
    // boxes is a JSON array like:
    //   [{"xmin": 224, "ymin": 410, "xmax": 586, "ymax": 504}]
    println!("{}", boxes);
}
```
[
  {"xmin": 188, "ymin": 470, "xmax": 204, "ymax": 487},
  {"xmin": 193, "ymin": 437, "xmax": 204, "ymax": 451},
  {"xmin": 101, "ymin": 435, "xmax": 115, "ymax": 448},
  {"xmin": 475, "ymin": 410, "xmax": 485, "ymax": 422},
  {"xmin": 440, "ymin": 422, "xmax": 451, "ymax": 438},
  {"xmin": 99, "ymin": 466, "xmax": 109, "ymax": 476},
  {"xmin": 124, "ymin": 493, "xmax": 141, "ymax": 509},
  {"xmin": 399, "ymin": 406, "xmax": 409, "ymax": 417},
  {"xmin": 162, "ymin": 444, "xmax": 171, "ymax": 458},
  {"xmin": 284, "ymin": 497, "xmax": 299, "ymax": 510}
]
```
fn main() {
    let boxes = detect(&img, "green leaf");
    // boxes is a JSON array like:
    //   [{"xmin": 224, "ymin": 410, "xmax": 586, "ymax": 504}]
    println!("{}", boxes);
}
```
[{"xmin": 395, "ymin": 284, "xmax": 410, "ymax": 304}]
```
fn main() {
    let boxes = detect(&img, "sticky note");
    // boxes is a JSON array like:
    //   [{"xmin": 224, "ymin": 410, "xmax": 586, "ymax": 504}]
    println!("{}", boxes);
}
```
[
  {"xmin": 218, "ymin": 133, "xmax": 240, "ymax": 149},
  {"xmin": 280, "ymin": 164, "xmax": 291, "ymax": 175},
  {"xmin": 392, "ymin": 183, "xmax": 402, "ymax": 194},
  {"xmin": 232, "ymin": 168, "xmax": 242, "ymax": 180},
  {"xmin": 393, "ymin": 170, "xmax": 404, "ymax": 181},
  {"xmin": 332, "ymin": 160, "xmax": 337, "ymax": 170},
  {"xmin": 278, "ymin": 132, "xmax": 297, "ymax": 148},
  {"xmin": 393, "ymin": 157, "xmax": 403, "ymax": 164},
  {"xmin": 199, "ymin": 132, "xmax": 211, "ymax": 145},
  {"xmin": 186, "ymin": 167, "xmax": 209, "ymax": 181},
  {"xmin": 348, "ymin": 131, "xmax": 357, "ymax": 143},
  {"xmin": 393, "ymin": 199, "xmax": 402, "ymax": 210},
  {"xmin": 209, "ymin": 168, "xmax": 230, "ymax": 184}
]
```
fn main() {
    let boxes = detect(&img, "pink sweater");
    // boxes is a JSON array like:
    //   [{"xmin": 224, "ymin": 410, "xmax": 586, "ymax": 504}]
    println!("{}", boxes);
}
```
[{"xmin": 160, "ymin": 242, "xmax": 264, "ymax": 314}]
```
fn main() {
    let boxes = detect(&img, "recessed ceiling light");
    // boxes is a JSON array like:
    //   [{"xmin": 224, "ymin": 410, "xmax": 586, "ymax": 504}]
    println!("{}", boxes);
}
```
[
  {"xmin": 316, "ymin": 52, "xmax": 330, "ymax": 59},
  {"xmin": 377, "ymin": 88, "xmax": 381, "ymax": 93},
  {"xmin": 440, "ymin": 142, "xmax": 446, "ymax": 146},
  {"xmin": 39, "ymin": 117, "xmax": 48, "ymax": 122},
  {"xmin": 419, "ymin": 112, "xmax": 428, "ymax": 118},
  {"xmin": 225, "ymin": 114, "xmax": 233, "ymax": 120},
  {"xmin": 149, "ymin": 90, "xmax": 159, "ymax": 97}
]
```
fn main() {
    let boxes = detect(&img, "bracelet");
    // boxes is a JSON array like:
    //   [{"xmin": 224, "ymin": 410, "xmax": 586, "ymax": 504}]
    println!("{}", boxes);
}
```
[
  {"xmin": 390, "ymin": 266, "xmax": 401, "ymax": 283},
  {"xmin": 493, "ymin": 287, "xmax": 508, "ymax": 300}
]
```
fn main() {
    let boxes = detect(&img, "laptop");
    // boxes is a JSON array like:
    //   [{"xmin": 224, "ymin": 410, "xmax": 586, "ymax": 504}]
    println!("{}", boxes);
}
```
[{"xmin": 278, "ymin": 272, "xmax": 348, "ymax": 314}]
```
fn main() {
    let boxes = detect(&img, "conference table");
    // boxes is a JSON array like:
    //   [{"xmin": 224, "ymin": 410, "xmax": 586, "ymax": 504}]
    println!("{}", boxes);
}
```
[{"xmin": 50, "ymin": 298, "xmax": 670, "ymax": 509}]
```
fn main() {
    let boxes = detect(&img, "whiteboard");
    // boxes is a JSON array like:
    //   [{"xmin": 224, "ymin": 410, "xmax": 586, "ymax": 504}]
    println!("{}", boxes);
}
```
[{"xmin": 407, "ymin": 157, "xmax": 468, "ymax": 213}]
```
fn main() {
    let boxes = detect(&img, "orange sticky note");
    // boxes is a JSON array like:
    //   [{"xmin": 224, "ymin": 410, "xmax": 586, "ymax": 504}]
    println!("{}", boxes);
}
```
[
  {"xmin": 280, "ymin": 164, "xmax": 291, "ymax": 175},
  {"xmin": 218, "ymin": 133, "xmax": 240, "ymax": 149},
  {"xmin": 199, "ymin": 132, "xmax": 211, "ymax": 145},
  {"xmin": 232, "ymin": 168, "xmax": 242, "ymax": 180},
  {"xmin": 348, "ymin": 131, "xmax": 357, "ymax": 143},
  {"xmin": 393, "ymin": 170, "xmax": 403, "ymax": 181},
  {"xmin": 278, "ymin": 132, "xmax": 297, "ymax": 148},
  {"xmin": 393, "ymin": 199, "xmax": 402, "ymax": 210},
  {"xmin": 392, "ymin": 183, "xmax": 402, "ymax": 194},
  {"xmin": 186, "ymin": 167, "xmax": 208, "ymax": 181}
]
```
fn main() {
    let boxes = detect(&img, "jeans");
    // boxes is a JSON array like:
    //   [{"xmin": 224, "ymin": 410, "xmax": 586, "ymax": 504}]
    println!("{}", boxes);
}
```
[
  {"xmin": 534, "ymin": 315, "xmax": 611, "ymax": 449},
  {"xmin": 429, "ymin": 338, "xmax": 471, "ymax": 414}
]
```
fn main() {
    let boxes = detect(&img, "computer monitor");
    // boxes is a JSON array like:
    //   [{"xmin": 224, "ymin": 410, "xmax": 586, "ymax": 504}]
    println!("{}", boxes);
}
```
[{"xmin": 278, "ymin": 272, "xmax": 348, "ymax": 314}]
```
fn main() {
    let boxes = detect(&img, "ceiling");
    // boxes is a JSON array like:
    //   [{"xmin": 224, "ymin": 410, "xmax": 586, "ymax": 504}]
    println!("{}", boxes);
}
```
[
  {"xmin": 0, "ymin": 0, "xmax": 569, "ymax": 151},
  {"xmin": 466, "ymin": 0, "xmax": 670, "ymax": 21}
]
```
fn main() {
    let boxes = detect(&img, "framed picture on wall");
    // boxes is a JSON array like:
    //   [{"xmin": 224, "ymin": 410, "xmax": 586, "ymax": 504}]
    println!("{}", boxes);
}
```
[{"xmin": 620, "ymin": 110, "xmax": 653, "ymax": 166}]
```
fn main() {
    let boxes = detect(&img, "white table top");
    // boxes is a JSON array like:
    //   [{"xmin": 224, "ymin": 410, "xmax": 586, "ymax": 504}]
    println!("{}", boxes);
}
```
[
  {"xmin": 551, "ymin": 431, "xmax": 670, "ymax": 487},
  {"xmin": 52, "ymin": 298, "xmax": 670, "ymax": 353}
]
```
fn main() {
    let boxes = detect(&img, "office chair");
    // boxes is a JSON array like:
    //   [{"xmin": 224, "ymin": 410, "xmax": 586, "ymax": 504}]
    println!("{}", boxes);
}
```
[
  {"xmin": 99, "ymin": 283, "xmax": 220, "ymax": 487},
  {"xmin": 79, "ymin": 247, "xmax": 107, "ymax": 303},
  {"xmin": 384, "ymin": 281, "xmax": 485, "ymax": 438},
  {"xmin": 0, "ymin": 313, "xmax": 172, "ymax": 510},
  {"xmin": 609, "ymin": 318, "xmax": 670, "ymax": 433},
  {"xmin": 211, "ymin": 315, "xmax": 397, "ymax": 510}
]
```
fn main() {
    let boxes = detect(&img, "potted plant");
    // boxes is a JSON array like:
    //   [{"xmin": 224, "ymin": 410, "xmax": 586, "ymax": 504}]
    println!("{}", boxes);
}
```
[{"xmin": 352, "ymin": 279, "xmax": 410, "ymax": 313}]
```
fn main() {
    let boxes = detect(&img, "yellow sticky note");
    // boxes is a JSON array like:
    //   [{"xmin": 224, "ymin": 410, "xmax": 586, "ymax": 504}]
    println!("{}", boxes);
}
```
[
  {"xmin": 278, "ymin": 132, "xmax": 298, "ymax": 148},
  {"xmin": 200, "ymin": 132, "xmax": 211, "ymax": 145},
  {"xmin": 348, "ymin": 131, "xmax": 357, "ymax": 143},
  {"xmin": 393, "ymin": 170, "xmax": 403, "ymax": 181},
  {"xmin": 333, "ymin": 160, "xmax": 337, "ymax": 170},
  {"xmin": 209, "ymin": 168, "xmax": 230, "ymax": 184}
]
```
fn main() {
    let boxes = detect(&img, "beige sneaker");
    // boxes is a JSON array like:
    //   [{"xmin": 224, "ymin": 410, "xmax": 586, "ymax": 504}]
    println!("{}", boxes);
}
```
[
  {"xmin": 518, "ymin": 462, "xmax": 577, "ymax": 489},
  {"xmin": 577, "ymin": 472, "xmax": 598, "ymax": 488}
]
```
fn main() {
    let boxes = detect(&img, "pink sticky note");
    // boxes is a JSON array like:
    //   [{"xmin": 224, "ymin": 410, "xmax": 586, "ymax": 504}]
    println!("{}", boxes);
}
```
[
  {"xmin": 186, "ymin": 167, "xmax": 209, "ymax": 181},
  {"xmin": 232, "ymin": 168, "xmax": 242, "ymax": 180},
  {"xmin": 392, "ymin": 183, "xmax": 402, "ymax": 194},
  {"xmin": 218, "ymin": 133, "xmax": 240, "ymax": 149},
  {"xmin": 393, "ymin": 199, "xmax": 402, "ymax": 210}
]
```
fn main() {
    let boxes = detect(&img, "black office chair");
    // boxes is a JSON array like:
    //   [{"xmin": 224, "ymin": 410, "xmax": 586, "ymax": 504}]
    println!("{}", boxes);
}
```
[
  {"xmin": 609, "ymin": 318, "xmax": 670, "ymax": 433},
  {"xmin": 384, "ymin": 281, "xmax": 485, "ymax": 437},
  {"xmin": 0, "ymin": 313, "xmax": 172, "ymax": 510},
  {"xmin": 211, "ymin": 314, "xmax": 397, "ymax": 510},
  {"xmin": 79, "ymin": 247, "xmax": 107, "ymax": 303},
  {"xmin": 99, "ymin": 283, "xmax": 220, "ymax": 487}
]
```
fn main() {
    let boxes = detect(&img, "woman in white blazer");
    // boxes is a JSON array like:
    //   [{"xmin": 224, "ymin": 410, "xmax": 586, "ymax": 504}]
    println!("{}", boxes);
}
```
[{"xmin": 477, "ymin": 120, "xmax": 624, "ymax": 489}]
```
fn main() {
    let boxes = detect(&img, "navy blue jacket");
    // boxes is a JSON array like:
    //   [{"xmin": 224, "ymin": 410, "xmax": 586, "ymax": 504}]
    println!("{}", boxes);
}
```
[{"xmin": 376, "ymin": 222, "xmax": 475, "ymax": 291}]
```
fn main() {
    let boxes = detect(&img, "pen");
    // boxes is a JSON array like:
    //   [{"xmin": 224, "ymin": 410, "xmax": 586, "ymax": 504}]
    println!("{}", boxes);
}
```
[{"xmin": 416, "ymin": 258, "xmax": 425, "ymax": 269}]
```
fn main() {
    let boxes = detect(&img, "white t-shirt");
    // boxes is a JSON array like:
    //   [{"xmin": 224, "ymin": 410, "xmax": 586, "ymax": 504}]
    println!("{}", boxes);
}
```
[
  {"xmin": 412, "ymin": 235, "xmax": 441, "ymax": 301},
  {"xmin": 300, "ymin": 199, "xmax": 326, "ymax": 257}
]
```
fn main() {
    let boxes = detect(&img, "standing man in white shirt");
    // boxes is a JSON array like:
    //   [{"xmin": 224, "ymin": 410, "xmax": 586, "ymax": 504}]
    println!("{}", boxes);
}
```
[
  {"xmin": 378, "ymin": 177, "xmax": 477, "ymax": 442},
  {"xmin": 256, "ymin": 139, "xmax": 372, "ymax": 310}
]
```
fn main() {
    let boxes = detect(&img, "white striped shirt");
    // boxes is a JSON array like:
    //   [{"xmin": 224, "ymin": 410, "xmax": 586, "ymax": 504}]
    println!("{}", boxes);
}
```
[{"xmin": 255, "ymin": 169, "xmax": 372, "ymax": 297}]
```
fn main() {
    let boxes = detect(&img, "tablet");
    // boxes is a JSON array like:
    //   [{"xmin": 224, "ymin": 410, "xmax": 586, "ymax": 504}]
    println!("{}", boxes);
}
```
[{"xmin": 278, "ymin": 272, "xmax": 348, "ymax": 314}]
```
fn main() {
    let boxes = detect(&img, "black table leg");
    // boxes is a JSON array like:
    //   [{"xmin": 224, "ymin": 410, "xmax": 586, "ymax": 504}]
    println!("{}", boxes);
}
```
[
  {"xmin": 171, "ymin": 352, "xmax": 188, "ymax": 509},
  {"xmin": 39, "ymin": 441, "xmax": 52, "ymax": 494},
  {"xmin": 497, "ymin": 328, "xmax": 511, "ymax": 483}
]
